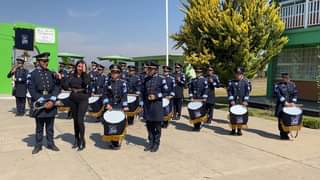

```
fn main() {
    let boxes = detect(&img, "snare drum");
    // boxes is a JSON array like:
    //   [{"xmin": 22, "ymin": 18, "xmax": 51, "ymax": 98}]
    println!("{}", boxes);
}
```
[
  {"xmin": 102, "ymin": 110, "xmax": 127, "ymax": 142},
  {"xmin": 281, "ymin": 107, "xmax": 303, "ymax": 133},
  {"xmin": 187, "ymin": 101, "xmax": 207, "ymax": 124},
  {"xmin": 26, "ymin": 91, "xmax": 32, "ymax": 107},
  {"xmin": 88, "ymin": 96, "xmax": 103, "ymax": 112},
  {"xmin": 229, "ymin": 105, "xmax": 248, "ymax": 128},
  {"xmin": 88, "ymin": 96, "xmax": 104, "ymax": 117},
  {"xmin": 57, "ymin": 92, "xmax": 71, "ymax": 106},
  {"xmin": 163, "ymin": 98, "xmax": 172, "ymax": 121},
  {"xmin": 127, "ymin": 95, "xmax": 139, "ymax": 112},
  {"xmin": 57, "ymin": 92, "xmax": 71, "ymax": 112}
]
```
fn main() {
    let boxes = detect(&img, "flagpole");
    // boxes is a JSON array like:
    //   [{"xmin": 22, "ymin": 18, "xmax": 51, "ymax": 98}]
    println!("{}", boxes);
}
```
[{"xmin": 166, "ymin": 0, "xmax": 169, "ymax": 66}]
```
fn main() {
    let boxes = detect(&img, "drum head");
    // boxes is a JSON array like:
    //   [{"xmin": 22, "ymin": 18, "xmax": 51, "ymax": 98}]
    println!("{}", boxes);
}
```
[
  {"xmin": 230, "ymin": 105, "xmax": 247, "ymax": 115},
  {"xmin": 103, "ymin": 111, "xmax": 125, "ymax": 124},
  {"xmin": 127, "ymin": 95, "xmax": 137, "ymax": 104},
  {"xmin": 283, "ymin": 107, "xmax": 302, "ymax": 116},
  {"xmin": 26, "ymin": 92, "xmax": 31, "ymax": 98},
  {"xmin": 188, "ymin": 102, "xmax": 203, "ymax": 110},
  {"xmin": 58, "ymin": 92, "xmax": 70, "ymax": 99},
  {"xmin": 89, "ymin": 96, "xmax": 100, "ymax": 104},
  {"xmin": 162, "ymin": 98, "xmax": 169, "ymax": 108}
]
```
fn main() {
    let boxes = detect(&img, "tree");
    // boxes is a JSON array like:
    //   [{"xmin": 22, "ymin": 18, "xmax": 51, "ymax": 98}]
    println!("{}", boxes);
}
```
[{"xmin": 172, "ymin": 0, "xmax": 288, "ymax": 84}]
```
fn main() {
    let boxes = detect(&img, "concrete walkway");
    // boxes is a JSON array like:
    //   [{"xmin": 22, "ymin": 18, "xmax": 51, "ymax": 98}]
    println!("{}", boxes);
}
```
[{"xmin": 0, "ymin": 99, "xmax": 319, "ymax": 180}]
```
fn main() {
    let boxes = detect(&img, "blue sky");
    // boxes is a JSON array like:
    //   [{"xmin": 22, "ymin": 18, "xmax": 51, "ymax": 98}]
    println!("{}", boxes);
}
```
[{"xmin": 0, "ymin": 0, "xmax": 185, "ymax": 59}]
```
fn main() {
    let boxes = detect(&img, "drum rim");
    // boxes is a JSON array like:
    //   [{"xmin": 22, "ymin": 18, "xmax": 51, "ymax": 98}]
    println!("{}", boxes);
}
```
[
  {"xmin": 103, "ymin": 111, "xmax": 125, "ymax": 124},
  {"xmin": 162, "ymin": 98, "xmax": 170, "ymax": 107},
  {"xmin": 88, "ymin": 96, "xmax": 100, "ymax": 104},
  {"xmin": 127, "ymin": 95, "xmax": 137, "ymax": 104},
  {"xmin": 283, "ymin": 107, "xmax": 302, "ymax": 115},
  {"xmin": 230, "ymin": 105, "xmax": 247, "ymax": 115},
  {"xmin": 58, "ymin": 92, "xmax": 70, "ymax": 99},
  {"xmin": 187, "ymin": 101, "xmax": 203, "ymax": 110}
]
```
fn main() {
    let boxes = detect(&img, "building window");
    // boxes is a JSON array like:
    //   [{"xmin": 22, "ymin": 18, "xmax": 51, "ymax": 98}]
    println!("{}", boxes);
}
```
[{"xmin": 276, "ymin": 47, "xmax": 320, "ymax": 81}]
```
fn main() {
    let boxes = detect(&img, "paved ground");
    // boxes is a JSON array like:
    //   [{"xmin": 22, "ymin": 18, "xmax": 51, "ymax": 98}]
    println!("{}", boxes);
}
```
[{"xmin": 0, "ymin": 99, "xmax": 320, "ymax": 180}]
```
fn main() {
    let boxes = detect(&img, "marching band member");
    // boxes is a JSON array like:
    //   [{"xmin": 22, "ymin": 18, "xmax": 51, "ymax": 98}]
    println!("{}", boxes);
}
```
[
  {"xmin": 63, "ymin": 60, "xmax": 90, "ymax": 151},
  {"xmin": 102, "ymin": 64, "xmax": 129, "ymax": 150},
  {"xmin": 188, "ymin": 66, "xmax": 209, "ymax": 131},
  {"xmin": 142, "ymin": 62, "xmax": 168, "ymax": 152},
  {"xmin": 274, "ymin": 72, "xmax": 298, "ymax": 140},
  {"xmin": 172, "ymin": 63, "xmax": 186, "ymax": 120},
  {"xmin": 206, "ymin": 66, "xmax": 220, "ymax": 124},
  {"xmin": 126, "ymin": 65, "xmax": 142, "ymax": 125},
  {"xmin": 161, "ymin": 65, "xmax": 176, "ymax": 128},
  {"xmin": 7, "ymin": 58, "xmax": 29, "ymax": 116},
  {"xmin": 89, "ymin": 61, "xmax": 99, "ymax": 95},
  {"xmin": 28, "ymin": 52, "xmax": 60, "ymax": 154},
  {"xmin": 227, "ymin": 67, "xmax": 251, "ymax": 136},
  {"xmin": 96, "ymin": 64, "xmax": 107, "ymax": 95}
]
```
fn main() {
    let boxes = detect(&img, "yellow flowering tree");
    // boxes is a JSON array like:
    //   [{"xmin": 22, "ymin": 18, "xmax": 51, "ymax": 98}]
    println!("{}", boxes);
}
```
[{"xmin": 172, "ymin": 0, "xmax": 288, "ymax": 84}]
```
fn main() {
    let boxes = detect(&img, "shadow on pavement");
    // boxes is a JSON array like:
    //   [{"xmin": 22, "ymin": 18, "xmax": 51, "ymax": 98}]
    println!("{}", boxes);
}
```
[
  {"xmin": 170, "ymin": 120, "xmax": 193, "ymax": 132},
  {"xmin": 22, "ymin": 134, "xmax": 36, "ymax": 147},
  {"xmin": 244, "ymin": 128, "xmax": 280, "ymax": 140},
  {"xmin": 125, "ymin": 134, "xmax": 146, "ymax": 147},
  {"xmin": 89, "ymin": 133, "xmax": 111, "ymax": 149},
  {"xmin": 55, "ymin": 133, "xmax": 75, "ymax": 146}
]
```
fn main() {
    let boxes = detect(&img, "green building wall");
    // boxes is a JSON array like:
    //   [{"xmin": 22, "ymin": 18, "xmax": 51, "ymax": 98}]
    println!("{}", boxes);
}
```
[
  {"xmin": 266, "ymin": 26, "xmax": 320, "ymax": 100},
  {"xmin": 0, "ymin": 22, "xmax": 58, "ymax": 94}
]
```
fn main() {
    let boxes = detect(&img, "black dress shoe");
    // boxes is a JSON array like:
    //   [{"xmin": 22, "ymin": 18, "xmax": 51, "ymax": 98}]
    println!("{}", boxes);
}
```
[
  {"xmin": 32, "ymin": 146, "xmax": 42, "ymax": 154},
  {"xmin": 230, "ymin": 129, "xmax": 236, "ymax": 135},
  {"xmin": 280, "ymin": 135, "xmax": 290, "ymax": 140},
  {"xmin": 237, "ymin": 129, "xmax": 243, "ymax": 136},
  {"xmin": 144, "ymin": 142, "xmax": 154, "ymax": 151},
  {"xmin": 77, "ymin": 139, "xmax": 86, "ymax": 151},
  {"xmin": 150, "ymin": 144, "xmax": 159, "ymax": 152},
  {"xmin": 47, "ymin": 144, "xmax": 60, "ymax": 151},
  {"xmin": 72, "ymin": 138, "xmax": 79, "ymax": 149}
]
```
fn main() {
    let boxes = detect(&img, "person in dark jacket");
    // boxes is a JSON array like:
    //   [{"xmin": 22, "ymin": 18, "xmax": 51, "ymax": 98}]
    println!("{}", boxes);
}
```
[
  {"xmin": 227, "ymin": 67, "xmax": 251, "ymax": 136},
  {"xmin": 161, "ymin": 65, "xmax": 175, "ymax": 128},
  {"xmin": 7, "ymin": 58, "xmax": 29, "ymax": 116},
  {"xmin": 28, "ymin": 52, "xmax": 60, "ymax": 154},
  {"xmin": 274, "ymin": 72, "xmax": 298, "ymax": 140},
  {"xmin": 206, "ymin": 66, "xmax": 220, "ymax": 124},
  {"xmin": 141, "ymin": 62, "xmax": 168, "ymax": 152},
  {"xmin": 102, "ymin": 64, "xmax": 129, "ymax": 150},
  {"xmin": 172, "ymin": 63, "xmax": 186, "ymax": 120},
  {"xmin": 126, "ymin": 65, "xmax": 142, "ymax": 125},
  {"xmin": 188, "ymin": 66, "xmax": 209, "ymax": 131},
  {"xmin": 63, "ymin": 60, "xmax": 90, "ymax": 151}
]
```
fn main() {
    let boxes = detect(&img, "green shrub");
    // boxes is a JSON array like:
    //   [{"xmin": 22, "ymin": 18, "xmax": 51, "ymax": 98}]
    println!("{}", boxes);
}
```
[{"xmin": 303, "ymin": 116, "xmax": 320, "ymax": 129}]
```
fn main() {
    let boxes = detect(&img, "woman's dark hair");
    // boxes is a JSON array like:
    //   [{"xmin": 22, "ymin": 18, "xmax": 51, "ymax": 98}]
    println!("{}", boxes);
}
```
[{"xmin": 74, "ymin": 60, "xmax": 86, "ymax": 75}]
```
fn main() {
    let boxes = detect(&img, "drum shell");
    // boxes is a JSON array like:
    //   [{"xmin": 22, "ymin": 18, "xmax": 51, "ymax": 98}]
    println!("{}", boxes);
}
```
[
  {"xmin": 128, "ymin": 97, "xmax": 139, "ymax": 112},
  {"xmin": 88, "ymin": 98, "xmax": 103, "ymax": 112},
  {"xmin": 281, "ymin": 112, "xmax": 303, "ymax": 127},
  {"xmin": 60, "ymin": 98, "xmax": 70, "ymax": 107},
  {"xmin": 188, "ymin": 103, "xmax": 206, "ymax": 120},
  {"xmin": 103, "ymin": 114, "xmax": 126, "ymax": 136},
  {"xmin": 163, "ymin": 100, "xmax": 172, "ymax": 116},
  {"xmin": 229, "ymin": 112, "xmax": 248, "ymax": 125}
]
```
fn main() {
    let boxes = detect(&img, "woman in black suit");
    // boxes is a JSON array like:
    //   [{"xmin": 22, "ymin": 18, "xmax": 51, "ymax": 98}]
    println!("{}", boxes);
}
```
[{"xmin": 63, "ymin": 60, "xmax": 90, "ymax": 151}]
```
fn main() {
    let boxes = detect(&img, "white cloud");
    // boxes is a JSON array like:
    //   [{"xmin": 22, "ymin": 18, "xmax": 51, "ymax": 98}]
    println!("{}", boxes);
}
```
[{"xmin": 67, "ymin": 8, "xmax": 103, "ymax": 18}]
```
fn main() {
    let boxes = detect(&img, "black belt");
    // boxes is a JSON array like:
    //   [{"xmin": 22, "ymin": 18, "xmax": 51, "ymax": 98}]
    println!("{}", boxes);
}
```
[{"xmin": 71, "ymin": 88, "xmax": 86, "ymax": 93}]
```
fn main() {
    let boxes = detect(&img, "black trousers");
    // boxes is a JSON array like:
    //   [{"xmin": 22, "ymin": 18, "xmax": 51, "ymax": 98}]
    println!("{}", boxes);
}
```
[
  {"xmin": 173, "ymin": 98, "xmax": 183, "ymax": 117},
  {"xmin": 16, "ymin": 97, "xmax": 26, "ymax": 114},
  {"xmin": 69, "ymin": 99, "xmax": 88, "ymax": 141},
  {"xmin": 206, "ymin": 103, "xmax": 214, "ymax": 120},
  {"xmin": 35, "ymin": 117, "xmax": 55, "ymax": 147},
  {"xmin": 146, "ymin": 121, "xmax": 162, "ymax": 146},
  {"xmin": 278, "ymin": 117, "xmax": 289, "ymax": 136}
]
